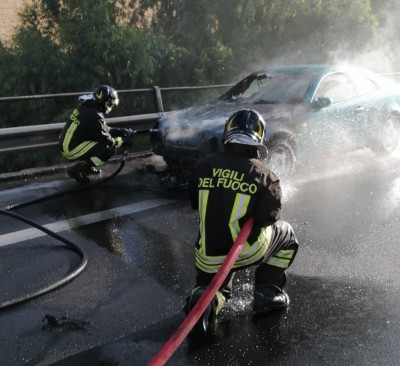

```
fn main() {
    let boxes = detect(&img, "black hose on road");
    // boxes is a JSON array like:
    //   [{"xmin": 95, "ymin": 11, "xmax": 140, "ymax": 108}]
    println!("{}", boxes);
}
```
[
  {"xmin": 0, "ymin": 209, "xmax": 88, "ymax": 310},
  {"xmin": 0, "ymin": 152, "xmax": 128, "ymax": 310}
]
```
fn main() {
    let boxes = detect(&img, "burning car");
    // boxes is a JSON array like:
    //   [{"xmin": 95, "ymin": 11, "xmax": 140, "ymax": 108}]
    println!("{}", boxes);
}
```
[{"xmin": 150, "ymin": 65, "xmax": 400, "ymax": 180}]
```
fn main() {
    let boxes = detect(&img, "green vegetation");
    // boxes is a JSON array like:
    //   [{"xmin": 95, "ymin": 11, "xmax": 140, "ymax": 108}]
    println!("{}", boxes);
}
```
[
  {"xmin": 0, "ymin": 0, "xmax": 399, "ymax": 172},
  {"xmin": 1, "ymin": 0, "xmax": 399, "ymax": 121}
]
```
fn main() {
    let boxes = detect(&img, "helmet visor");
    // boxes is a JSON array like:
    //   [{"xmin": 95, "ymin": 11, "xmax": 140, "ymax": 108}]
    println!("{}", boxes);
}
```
[
  {"xmin": 105, "ymin": 97, "xmax": 119, "ymax": 114},
  {"xmin": 224, "ymin": 133, "xmax": 267, "ymax": 155}
]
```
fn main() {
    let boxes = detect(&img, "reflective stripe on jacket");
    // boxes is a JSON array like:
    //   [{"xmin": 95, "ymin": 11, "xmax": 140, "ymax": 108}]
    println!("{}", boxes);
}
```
[
  {"xmin": 59, "ymin": 101, "xmax": 122, "ymax": 159},
  {"xmin": 188, "ymin": 146, "xmax": 282, "ymax": 273}
]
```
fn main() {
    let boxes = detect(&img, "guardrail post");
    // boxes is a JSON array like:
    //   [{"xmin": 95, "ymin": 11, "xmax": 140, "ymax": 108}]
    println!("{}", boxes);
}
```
[{"xmin": 152, "ymin": 86, "xmax": 164, "ymax": 113}]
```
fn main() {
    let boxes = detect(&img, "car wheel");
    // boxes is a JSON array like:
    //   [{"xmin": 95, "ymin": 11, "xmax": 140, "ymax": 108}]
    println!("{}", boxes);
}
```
[
  {"xmin": 371, "ymin": 116, "xmax": 400, "ymax": 154},
  {"xmin": 264, "ymin": 139, "xmax": 296, "ymax": 178}
]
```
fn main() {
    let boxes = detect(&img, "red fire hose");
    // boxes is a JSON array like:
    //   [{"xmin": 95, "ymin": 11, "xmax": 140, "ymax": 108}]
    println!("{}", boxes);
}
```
[{"xmin": 147, "ymin": 217, "xmax": 255, "ymax": 366}]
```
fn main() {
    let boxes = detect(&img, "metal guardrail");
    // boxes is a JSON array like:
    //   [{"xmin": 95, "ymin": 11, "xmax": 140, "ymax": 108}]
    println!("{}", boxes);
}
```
[
  {"xmin": 0, "ymin": 113, "xmax": 168, "ymax": 154},
  {"xmin": 0, "ymin": 84, "xmax": 233, "ymax": 154},
  {"xmin": 1, "ymin": 71, "xmax": 398, "ymax": 177},
  {"xmin": 3, "ymin": 72, "xmax": 400, "ymax": 155}
]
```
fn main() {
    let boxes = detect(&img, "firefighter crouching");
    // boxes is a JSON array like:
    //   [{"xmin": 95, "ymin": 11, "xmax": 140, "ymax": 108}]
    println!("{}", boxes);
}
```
[
  {"xmin": 185, "ymin": 108, "xmax": 299, "ymax": 334},
  {"xmin": 59, "ymin": 85, "xmax": 134, "ymax": 185}
]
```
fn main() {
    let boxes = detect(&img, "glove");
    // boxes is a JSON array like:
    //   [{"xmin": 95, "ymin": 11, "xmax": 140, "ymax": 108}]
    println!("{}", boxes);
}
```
[{"xmin": 123, "ymin": 128, "xmax": 135, "ymax": 139}]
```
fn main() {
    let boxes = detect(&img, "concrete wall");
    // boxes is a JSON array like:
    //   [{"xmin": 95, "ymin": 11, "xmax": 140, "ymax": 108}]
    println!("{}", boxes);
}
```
[{"xmin": 0, "ymin": 0, "xmax": 31, "ymax": 42}]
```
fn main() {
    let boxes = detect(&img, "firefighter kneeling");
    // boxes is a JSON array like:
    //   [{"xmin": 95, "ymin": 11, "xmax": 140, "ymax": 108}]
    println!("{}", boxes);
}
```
[
  {"xmin": 185, "ymin": 108, "xmax": 299, "ymax": 336},
  {"xmin": 59, "ymin": 85, "xmax": 134, "ymax": 185}
]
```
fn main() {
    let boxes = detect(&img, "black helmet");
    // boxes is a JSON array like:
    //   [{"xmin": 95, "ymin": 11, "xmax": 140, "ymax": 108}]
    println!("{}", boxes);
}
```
[
  {"xmin": 94, "ymin": 85, "xmax": 119, "ymax": 114},
  {"xmin": 223, "ymin": 108, "xmax": 267, "ymax": 155}
]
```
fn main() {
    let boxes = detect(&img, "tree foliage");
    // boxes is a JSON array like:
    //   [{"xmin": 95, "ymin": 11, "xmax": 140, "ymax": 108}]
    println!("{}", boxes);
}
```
[
  {"xmin": 0, "ymin": 0, "xmax": 399, "ymax": 126},
  {"xmin": 137, "ymin": 0, "xmax": 399, "ymax": 77},
  {"xmin": 0, "ymin": 0, "xmax": 399, "ymax": 172},
  {"xmin": 0, "ymin": 0, "xmax": 191, "ymax": 125}
]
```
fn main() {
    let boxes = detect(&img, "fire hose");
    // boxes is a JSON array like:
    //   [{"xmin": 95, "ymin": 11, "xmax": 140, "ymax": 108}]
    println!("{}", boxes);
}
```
[
  {"xmin": 0, "ymin": 129, "xmax": 153, "ymax": 309},
  {"xmin": 0, "ymin": 208, "xmax": 88, "ymax": 310},
  {"xmin": 147, "ymin": 216, "xmax": 255, "ymax": 366},
  {"xmin": 0, "ymin": 156, "xmax": 126, "ymax": 309}
]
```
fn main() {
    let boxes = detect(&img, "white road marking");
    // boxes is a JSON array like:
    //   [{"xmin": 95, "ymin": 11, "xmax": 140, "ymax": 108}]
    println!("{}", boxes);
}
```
[{"xmin": 0, "ymin": 198, "xmax": 176, "ymax": 247}]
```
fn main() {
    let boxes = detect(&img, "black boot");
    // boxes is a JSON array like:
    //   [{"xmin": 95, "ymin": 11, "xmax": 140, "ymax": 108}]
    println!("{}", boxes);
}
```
[
  {"xmin": 67, "ymin": 162, "xmax": 91, "ymax": 185},
  {"xmin": 253, "ymin": 284, "xmax": 289, "ymax": 313}
]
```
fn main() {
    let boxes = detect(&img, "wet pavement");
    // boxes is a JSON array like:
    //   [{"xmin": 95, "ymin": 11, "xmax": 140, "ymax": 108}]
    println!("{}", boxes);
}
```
[{"xmin": 1, "ymin": 149, "xmax": 400, "ymax": 365}]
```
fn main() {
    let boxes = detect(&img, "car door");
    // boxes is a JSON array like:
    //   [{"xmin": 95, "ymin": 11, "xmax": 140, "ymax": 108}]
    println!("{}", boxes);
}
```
[{"xmin": 304, "ymin": 72, "xmax": 370, "ymax": 156}]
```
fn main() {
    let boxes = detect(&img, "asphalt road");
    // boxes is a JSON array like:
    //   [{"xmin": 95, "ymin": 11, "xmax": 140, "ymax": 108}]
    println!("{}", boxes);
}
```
[{"xmin": 1, "ymin": 149, "xmax": 400, "ymax": 366}]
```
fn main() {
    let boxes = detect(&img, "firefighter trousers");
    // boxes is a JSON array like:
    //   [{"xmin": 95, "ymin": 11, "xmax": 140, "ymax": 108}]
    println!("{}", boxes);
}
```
[{"xmin": 194, "ymin": 219, "xmax": 298, "ymax": 299}]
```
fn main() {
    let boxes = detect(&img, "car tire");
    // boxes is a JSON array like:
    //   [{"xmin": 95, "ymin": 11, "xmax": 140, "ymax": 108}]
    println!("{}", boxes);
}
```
[
  {"xmin": 371, "ymin": 116, "xmax": 400, "ymax": 155},
  {"xmin": 264, "ymin": 139, "xmax": 296, "ymax": 178}
]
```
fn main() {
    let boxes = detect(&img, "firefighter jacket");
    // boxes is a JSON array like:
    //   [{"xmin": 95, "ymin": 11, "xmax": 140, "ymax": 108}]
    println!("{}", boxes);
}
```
[
  {"xmin": 188, "ymin": 145, "xmax": 282, "ymax": 273},
  {"xmin": 59, "ymin": 100, "xmax": 125, "ymax": 160}
]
